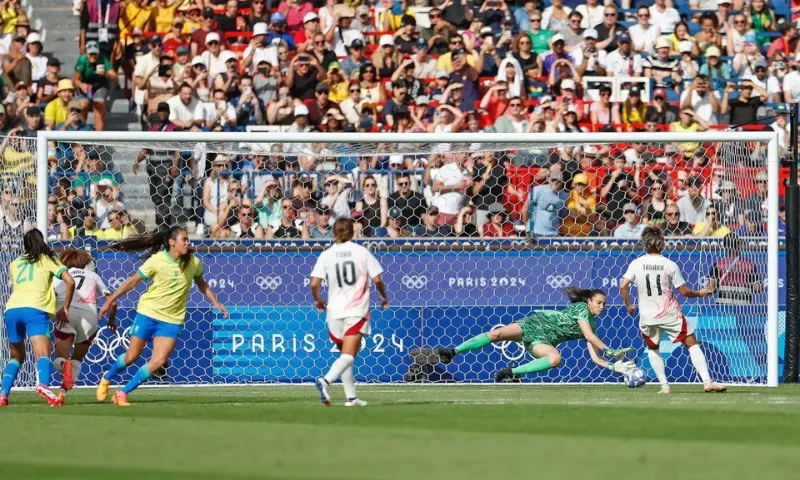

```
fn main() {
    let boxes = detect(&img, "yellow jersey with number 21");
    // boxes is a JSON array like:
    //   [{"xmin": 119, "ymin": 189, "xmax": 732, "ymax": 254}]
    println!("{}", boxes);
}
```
[
  {"xmin": 136, "ymin": 251, "xmax": 203, "ymax": 326},
  {"xmin": 6, "ymin": 255, "xmax": 67, "ymax": 316}
]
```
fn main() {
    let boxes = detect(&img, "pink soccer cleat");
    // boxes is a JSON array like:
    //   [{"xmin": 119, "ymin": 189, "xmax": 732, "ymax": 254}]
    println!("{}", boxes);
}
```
[{"xmin": 35, "ymin": 385, "xmax": 63, "ymax": 407}]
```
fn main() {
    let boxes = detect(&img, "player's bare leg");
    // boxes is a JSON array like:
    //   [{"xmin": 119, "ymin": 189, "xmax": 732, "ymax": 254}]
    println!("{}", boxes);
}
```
[
  {"xmin": 30, "ymin": 335, "xmax": 61, "ymax": 407},
  {"xmin": 0, "ymin": 342, "xmax": 26, "ymax": 406},
  {"xmin": 317, "ymin": 333, "xmax": 362, "ymax": 407},
  {"xmin": 53, "ymin": 334, "xmax": 75, "ymax": 402},
  {"xmin": 496, "ymin": 343, "xmax": 561, "ymax": 382},
  {"xmin": 683, "ymin": 335, "xmax": 726, "ymax": 392},
  {"xmin": 98, "ymin": 336, "xmax": 146, "ymax": 402}
]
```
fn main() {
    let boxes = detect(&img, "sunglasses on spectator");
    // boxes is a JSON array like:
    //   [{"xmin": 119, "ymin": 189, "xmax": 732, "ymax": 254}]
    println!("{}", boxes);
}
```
[
  {"xmin": 430, "ymin": 14, "xmax": 441, "ymax": 18},
  {"xmin": 509, "ymin": 102, "xmax": 522, "ymax": 107},
  {"xmin": 734, "ymin": 20, "xmax": 746, "ymax": 24},
  {"xmin": 207, "ymin": 40, "xmax": 219, "ymax": 45},
  {"xmin": 281, "ymin": 204, "xmax": 292, "ymax": 209},
  {"xmin": 638, "ymin": 13, "xmax": 649, "ymax": 17},
  {"xmin": 665, "ymin": 212, "xmax": 679, "ymax": 217},
  {"xmin": 325, "ymin": 181, "xmax": 338, "ymax": 186},
  {"xmin": 530, "ymin": 17, "xmax": 541, "ymax": 22},
  {"xmin": 397, "ymin": 181, "xmax": 410, "ymax": 186},
  {"xmin": 365, "ymin": 183, "xmax": 377, "ymax": 187},
  {"xmin": 349, "ymin": 87, "xmax": 359, "ymax": 93},
  {"xmin": 600, "ymin": 91, "xmax": 610, "ymax": 96},
  {"xmin": 707, "ymin": 211, "xmax": 717, "ymax": 216},
  {"xmin": 605, "ymin": 12, "xmax": 616, "ymax": 16}
]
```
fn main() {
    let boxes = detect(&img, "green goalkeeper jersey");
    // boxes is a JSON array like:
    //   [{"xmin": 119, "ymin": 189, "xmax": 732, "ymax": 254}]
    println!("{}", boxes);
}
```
[{"xmin": 518, "ymin": 302, "xmax": 597, "ymax": 349}]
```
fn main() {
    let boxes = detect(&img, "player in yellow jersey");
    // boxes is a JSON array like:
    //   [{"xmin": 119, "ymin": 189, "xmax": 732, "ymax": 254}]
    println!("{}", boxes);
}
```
[
  {"xmin": 95, "ymin": 226, "xmax": 228, "ymax": 406},
  {"xmin": 0, "ymin": 229, "xmax": 75, "ymax": 407}
]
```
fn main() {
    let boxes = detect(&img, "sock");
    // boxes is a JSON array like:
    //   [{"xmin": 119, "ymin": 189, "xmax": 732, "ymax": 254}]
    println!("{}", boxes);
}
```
[
  {"xmin": 511, "ymin": 356, "xmax": 553, "ymax": 376},
  {"xmin": 647, "ymin": 349, "xmax": 669, "ymax": 386},
  {"xmin": 103, "ymin": 354, "xmax": 129, "ymax": 382},
  {"xmin": 324, "ymin": 354, "xmax": 354, "ymax": 384},
  {"xmin": 121, "ymin": 365, "xmax": 153, "ymax": 394},
  {"xmin": 71, "ymin": 360, "xmax": 83, "ymax": 385},
  {"xmin": 688, "ymin": 344, "xmax": 712, "ymax": 385},
  {"xmin": 54, "ymin": 357, "xmax": 66, "ymax": 373},
  {"xmin": 455, "ymin": 333, "xmax": 492, "ymax": 354},
  {"xmin": 1, "ymin": 359, "xmax": 21, "ymax": 396},
  {"xmin": 36, "ymin": 357, "xmax": 52, "ymax": 387},
  {"xmin": 341, "ymin": 364, "xmax": 357, "ymax": 400}
]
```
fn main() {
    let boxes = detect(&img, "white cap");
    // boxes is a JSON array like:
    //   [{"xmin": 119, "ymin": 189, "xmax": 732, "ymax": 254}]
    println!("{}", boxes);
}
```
[
  {"xmin": 480, "ymin": 26, "xmax": 493, "ymax": 36},
  {"xmin": 379, "ymin": 34, "xmax": 394, "ymax": 47},
  {"xmin": 717, "ymin": 0, "xmax": 731, "ymax": 4},
  {"xmin": 191, "ymin": 55, "xmax": 206, "ymax": 66},
  {"xmin": 26, "ymin": 32, "xmax": 41, "ymax": 43},
  {"xmin": 655, "ymin": 36, "xmax": 671, "ymax": 50},
  {"xmin": 389, "ymin": 154, "xmax": 404, "ymax": 164},
  {"xmin": 220, "ymin": 50, "xmax": 238, "ymax": 63},
  {"xmin": 294, "ymin": 104, "xmax": 309, "ymax": 116},
  {"xmin": 583, "ymin": 28, "xmax": 598, "ymax": 39},
  {"xmin": 252, "ymin": 22, "xmax": 268, "ymax": 36},
  {"xmin": 205, "ymin": 32, "xmax": 221, "ymax": 44},
  {"xmin": 561, "ymin": 78, "xmax": 576, "ymax": 90},
  {"xmin": 97, "ymin": 178, "xmax": 113, "ymax": 187},
  {"xmin": 550, "ymin": 33, "xmax": 565, "ymax": 44},
  {"xmin": 303, "ymin": 12, "xmax": 319, "ymax": 23},
  {"xmin": 678, "ymin": 40, "xmax": 693, "ymax": 53}
]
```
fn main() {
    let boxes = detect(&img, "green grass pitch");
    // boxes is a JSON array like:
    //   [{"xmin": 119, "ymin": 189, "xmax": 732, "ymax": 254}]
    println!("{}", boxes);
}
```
[{"xmin": 2, "ymin": 384, "xmax": 800, "ymax": 479}]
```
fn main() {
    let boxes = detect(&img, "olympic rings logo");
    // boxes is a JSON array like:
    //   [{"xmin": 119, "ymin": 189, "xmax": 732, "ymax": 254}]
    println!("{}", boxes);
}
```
[
  {"xmin": 107, "ymin": 277, "xmax": 126, "ymax": 290},
  {"xmin": 85, "ymin": 326, "xmax": 131, "ymax": 364},
  {"xmin": 489, "ymin": 324, "xmax": 528, "ymax": 361},
  {"xmin": 546, "ymin": 275, "xmax": 573, "ymax": 289},
  {"xmin": 255, "ymin": 276, "xmax": 283, "ymax": 290},
  {"xmin": 402, "ymin": 275, "xmax": 428, "ymax": 289}
]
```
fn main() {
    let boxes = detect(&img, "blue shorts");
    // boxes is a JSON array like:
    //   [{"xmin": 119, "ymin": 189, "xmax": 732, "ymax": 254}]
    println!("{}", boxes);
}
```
[
  {"xmin": 4, "ymin": 307, "xmax": 51, "ymax": 344},
  {"xmin": 130, "ymin": 313, "xmax": 182, "ymax": 342}
]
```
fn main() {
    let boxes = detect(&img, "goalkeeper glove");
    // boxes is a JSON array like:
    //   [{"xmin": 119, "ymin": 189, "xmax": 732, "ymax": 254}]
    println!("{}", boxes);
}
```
[
  {"xmin": 607, "ymin": 360, "xmax": 636, "ymax": 374},
  {"xmin": 605, "ymin": 347, "xmax": 633, "ymax": 360}
]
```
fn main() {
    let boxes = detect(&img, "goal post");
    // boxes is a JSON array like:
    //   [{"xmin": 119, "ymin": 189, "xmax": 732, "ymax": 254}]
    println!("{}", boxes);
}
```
[{"xmin": 32, "ymin": 130, "xmax": 781, "ymax": 387}]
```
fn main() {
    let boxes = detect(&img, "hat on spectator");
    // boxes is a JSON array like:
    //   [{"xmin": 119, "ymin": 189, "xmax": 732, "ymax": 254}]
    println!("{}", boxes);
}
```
[
  {"xmin": 617, "ymin": 32, "xmax": 631, "ymax": 43},
  {"xmin": 315, "ymin": 82, "xmax": 330, "ymax": 93},
  {"xmin": 573, "ymin": 173, "xmax": 589, "ymax": 186},
  {"xmin": 415, "ymin": 95, "xmax": 430, "ymax": 105},
  {"xmin": 173, "ymin": 16, "xmax": 184, "ymax": 26},
  {"xmin": 629, "ymin": 85, "xmax": 642, "ymax": 96},
  {"xmin": 356, "ymin": 5, "xmax": 370, "ymax": 16},
  {"xmin": 402, "ymin": 15, "xmax": 416, "ymax": 27},
  {"xmin": 435, "ymin": 70, "xmax": 449, "ymax": 79},
  {"xmin": 14, "ymin": 81, "xmax": 26, "ymax": 90},
  {"xmin": 488, "ymin": 203, "xmax": 506, "ymax": 215},
  {"xmin": 68, "ymin": 99, "xmax": 82, "ymax": 110},
  {"xmin": 303, "ymin": 12, "xmax": 319, "ymax": 24},
  {"xmin": 294, "ymin": 104, "xmax": 309, "ymax": 116},
  {"xmin": 26, "ymin": 105, "xmax": 40, "ymax": 116},
  {"xmin": 149, "ymin": 35, "xmax": 163, "ymax": 45},
  {"xmin": 191, "ymin": 55, "xmax": 206, "ymax": 67},
  {"xmin": 205, "ymin": 32, "xmax": 221, "ymax": 44},
  {"xmin": 503, "ymin": 15, "xmax": 514, "ymax": 25},
  {"xmin": 480, "ymin": 26, "xmax": 493, "ymax": 37},
  {"xmin": 26, "ymin": 32, "xmax": 41, "ymax": 44},
  {"xmin": 131, "ymin": 27, "xmax": 144, "ymax": 36},
  {"xmin": 583, "ymin": 28, "xmax": 598, "ymax": 39},
  {"xmin": 380, "ymin": 34, "xmax": 394, "ymax": 47},
  {"xmin": 270, "ymin": 12, "xmax": 286, "ymax": 24},
  {"xmin": 706, "ymin": 46, "xmax": 721, "ymax": 57},
  {"xmin": 203, "ymin": 7, "xmax": 215, "ymax": 19},
  {"xmin": 389, "ymin": 154, "xmax": 404, "ymax": 164},
  {"xmin": 655, "ymin": 36, "xmax": 671, "ymax": 50},
  {"xmin": 755, "ymin": 171, "xmax": 769, "ymax": 182},
  {"xmin": 340, "ymin": 8, "xmax": 355, "ymax": 18},
  {"xmin": 451, "ymin": 48, "xmax": 467, "ymax": 57},
  {"xmin": 744, "ymin": 33, "xmax": 757, "ymax": 44},
  {"xmin": 550, "ymin": 33, "xmax": 565, "ymax": 44},
  {"xmin": 415, "ymin": 38, "xmax": 428, "ymax": 50},
  {"xmin": 754, "ymin": 59, "xmax": 768, "ymax": 69},
  {"xmin": 176, "ymin": 45, "xmax": 190, "ymax": 55},
  {"xmin": 653, "ymin": 87, "xmax": 667, "ymax": 99},
  {"xmin": 16, "ymin": 17, "xmax": 29, "ymax": 27},
  {"xmin": 548, "ymin": 170, "xmax": 564, "ymax": 182},
  {"xmin": 328, "ymin": 61, "xmax": 342, "ymax": 71},
  {"xmin": 316, "ymin": 204, "xmax": 331, "ymax": 214},
  {"xmin": 717, "ymin": 0, "xmax": 731, "ymax": 4},
  {"xmin": 719, "ymin": 180, "xmax": 736, "ymax": 191},
  {"xmin": 252, "ymin": 22, "xmax": 268, "ymax": 36},
  {"xmin": 678, "ymin": 40, "xmax": 693, "ymax": 53},
  {"xmin": 349, "ymin": 38, "xmax": 364, "ymax": 49},
  {"xmin": 57, "ymin": 79, "xmax": 74, "ymax": 92},
  {"xmin": 187, "ymin": 4, "xmax": 201, "ymax": 11},
  {"xmin": 97, "ymin": 178, "xmax": 113, "ymax": 188},
  {"xmin": 561, "ymin": 78, "xmax": 576, "ymax": 90},
  {"xmin": 389, "ymin": 207, "xmax": 403, "ymax": 219},
  {"xmin": 622, "ymin": 202, "xmax": 638, "ymax": 214},
  {"xmin": 47, "ymin": 57, "xmax": 61, "ymax": 66},
  {"xmin": 86, "ymin": 41, "xmax": 100, "ymax": 54},
  {"xmin": 220, "ymin": 50, "xmax": 238, "ymax": 63},
  {"xmin": 157, "ymin": 102, "xmax": 170, "ymax": 113}
]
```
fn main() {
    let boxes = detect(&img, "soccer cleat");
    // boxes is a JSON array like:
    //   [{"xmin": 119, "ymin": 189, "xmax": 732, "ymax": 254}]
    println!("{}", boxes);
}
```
[
  {"xmin": 495, "ymin": 367, "xmax": 514, "ymax": 383},
  {"xmin": 0, "ymin": 394, "xmax": 7, "ymax": 406},
  {"xmin": 112, "ymin": 391, "xmax": 131, "ymax": 407},
  {"xmin": 57, "ymin": 391, "xmax": 66, "ymax": 405},
  {"xmin": 704, "ymin": 382, "xmax": 727, "ymax": 393},
  {"xmin": 344, "ymin": 398, "xmax": 368, "ymax": 407},
  {"xmin": 315, "ymin": 377, "xmax": 331, "ymax": 406},
  {"xmin": 437, "ymin": 347, "xmax": 457, "ymax": 364},
  {"xmin": 35, "ymin": 385, "xmax": 63, "ymax": 407},
  {"xmin": 62, "ymin": 360, "xmax": 74, "ymax": 391},
  {"xmin": 96, "ymin": 378, "xmax": 110, "ymax": 402},
  {"xmin": 658, "ymin": 385, "xmax": 672, "ymax": 394}
]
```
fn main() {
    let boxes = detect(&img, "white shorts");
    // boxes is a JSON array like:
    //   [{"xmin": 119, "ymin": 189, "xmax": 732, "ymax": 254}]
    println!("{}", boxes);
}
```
[
  {"xmin": 54, "ymin": 306, "xmax": 99, "ymax": 344},
  {"xmin": 639, "ymin": 314, "xmax": 693, "ymax": 349},
  {"xmin": 327, "ymin": 316, "xmax": 371, "ymax": 344}
]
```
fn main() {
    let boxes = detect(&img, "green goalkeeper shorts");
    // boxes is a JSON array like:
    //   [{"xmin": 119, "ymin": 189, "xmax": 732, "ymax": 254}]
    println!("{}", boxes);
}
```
[{"xmin": 516, "ymin": 314, "xmax": 554, "ymax": 353}]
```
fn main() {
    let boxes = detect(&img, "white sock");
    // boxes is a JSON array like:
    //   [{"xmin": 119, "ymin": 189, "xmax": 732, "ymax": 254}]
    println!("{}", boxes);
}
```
[
  {"xmin": 341, "ymin": 364, "xmax": 357, "ymax": 400},
  {"xmin": 324, "ymin": 354, "xmax": 354, "ymax": 384},
  {"xmin": 688, "ymin": 344, "xmax": 712, "ymax": 385},
  {"xmin": 54, "ymin": 357, "xmax": 66, "ymax": 373},
  {"xmin": 71, "ymin": 360, "xmax": 83, "ymax": 384},
  {"xmin": 647, "ymin": 349, "xmax": 669, "ymax": 386}
]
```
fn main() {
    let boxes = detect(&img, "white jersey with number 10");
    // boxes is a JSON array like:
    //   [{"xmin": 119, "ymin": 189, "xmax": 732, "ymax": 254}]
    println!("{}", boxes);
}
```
[
  {"xmin": 310, "ymin": 241, "xmax": 384, "ymax": 321},
  {"xmin": 622, "ymin": 254, "xmax": 686, "ymax": 326}
]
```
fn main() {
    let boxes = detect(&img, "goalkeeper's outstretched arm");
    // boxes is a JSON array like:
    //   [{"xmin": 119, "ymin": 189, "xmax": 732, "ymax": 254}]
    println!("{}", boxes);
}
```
[{"xmin": 580, "ymin": 321, "xmax": 634, "ymax": 373}]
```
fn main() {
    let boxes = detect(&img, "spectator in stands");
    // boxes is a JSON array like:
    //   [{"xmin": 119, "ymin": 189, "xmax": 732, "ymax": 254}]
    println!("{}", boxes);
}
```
[
  {"xmin": 449, "ymin": 205, "xmax": 476, "ymax": 237},
  {"xmin": 372, "ymin": 207, "xmax": 408, "ymax": 238},
  {"xmin": 0, "ymin": 194, "xmax": 25, "ymax": 237},
  {"xmin": 526, "ymin": 10, "xmax": 553, "ymax": 55},
  {"xmin": 430, "ymin": 152, "xmax": 469, "ymax": 226},
  {"xmin": 649, "ymin": 0, "xmax": 680, "ymax": 35},
  {"xmin": 768, "ymin": 22, "xmax": 796, "ymax": 59},
  {"xmin": 371, "ymin": 34, "xmax": 400, "ymax": 79},
  {"xmin": 339, "ymin": 80, "xmax": 362, "ymax": 125},
  {"xmin": 483, "ymin": 203, "xmax": 516, "ymax": 238},
  {"xmin": 321, "ymin": 173, "xmax": 353, "ymax": 220},
  {"xmin": 541, "ymin": 0, "xmax": 571, "ymax": 34},
  {"xmin": 589, "ymin": 86, "xmax": 619, "ymax": 125},
  {"xmin": 247, "ymin": 0, "xmax": 269, "ymax": 27},
  {"xmin": 394, "ymin": 15, "xmax": 418, "ymax": 54},
  {"xmin": 17, "ymin": 105, "xmax": 41, "ymax": 137},
  {"xmin": 266, "ymin": 198, "xmax": 303, "ymax": 239},
  {"xmin": 561, "ymin": 172, "xmax": 596, "ymax": 236},
  {"xmin": 79, "ymin": 0, "xmax": 120, "ymax": 57},
  {"xmin": 640, "ymin": 179, "xmax": 668, "ymax": 225},
  {"xmin": 695, "ymin": 13, "xmax": 723, "ymax": 55},
  {"xmin": 572, "ymin": 29, "xmax": 607, "ymax": 77},
  {"xmin": 276, "ymin": 0, "xmax": 313, "ymax": 34},
  {"xmin": 4, "ymin": 34, "xmax": 30, "ymax": 87},
  {"xmin": 388, "ymin": 172, "xmax": 426, "ymax": 227},
  {"xmin": 540, "ymin": 34, "xmax": 572, "ymax": 77},
  {"xmin": 736, "ymin": 210, "xmax": 766, "ymax": 236},
  {"xmin": 619, "ymin": 86, "xmax": 647, "ymax": 126},
  {"xmin": 595, "ymin": 5, "xmax": 626, "ymax": 53},
  {"xmin": 416, "ymin": 206, "xmax": 452, "ymax": 237},
  {"xmin": 383, "ymin": 80, "xmax": 409, "ymax": 129},
  {"xmin": 202, "ymin": 156, "xmax": 233, "ymax": 232},
  {"xmin": 698, "ymin": 46, "xmax": 731, "ymax": 81},
  {"xmin": 97, "ymin": 209, "xmax": 137, "ymax": 240},
  {"xmin": 600, "ymin": 155, "xmax": 636, "ymax": 220},
  {"xmin": 92, "ymin": 178, "xmax": 124, "ymax": 229},
  {"xmin": 574, "ymin": 0, "xmax": 602, "ymax": 29},
  {"xmin": 166, "ymin": 82, "xmax": 199, "ymax": 130},
  {"xmin": 613, "ymin": 202, "xmax": 645, "ymax": 239},
  {"xmin": 587, "ymin": 209, "xmax": 612, "ymax": 237},
  {"xmin": 629, "ymin": 6, "xmax": 659, "ymax": 55},
  {"xmin": 392, "ymin": 59, "xmax": 423, "ymax": 100},
  {"xmin": 469, "ymin": 151, "xmax": 507, "ymax": 230},
  {"xmin": 44, "ymin": 79, "xmax": 75, "ymax": 130},
  {"xmin": 253, "ymin": 60, "xmax": 280, "ymax": 105},
  {"xmin": 306, "ymin": 204, "xmax": 333, "ymax": 239},
  {"xmin": 716, "ymin": 180, "xmax": 741, "ymax": 225},
  {"xmin": 662, "ymin": 204, "xmax": 692, "ymax": 236},
  {"xmin": 355, "ymin": 174, "xmax": 388, "ymax": 234},
  {"xmin": 733, "ymin": 34, "xmax": 765, "ymax": 78},
  {"xmin": 233, "ymin": 75, "xmax": 265, "ymax": 126},
  {"xmin": 562, "ymin": 11, "xmax": 584, "ymax": 50},
  {"xmin": 46, "ymin": 201, "xmax": 69, "ymax": 241},
  {"xmin": 749, "ymin": 0, "xmax": 776, "ymax": 40},
  {"xmin": 307, "ymin": 32, "xmax": 337, "ymax": 71},
  {"xmin": 287, "ymin": 53, "xmax": 324, "ymax": 101},
  {"xmin": 36, "ymin": 57, "xmax": 61, "ymax": 106},
  {"xmin": 73, "ymin": 41, "xmax": 115, "ymax": 132},
  {"xmin": 54, "ymin": 99, "xmax": 92, "ymax": 132},
  {"xmin": 644, "ymin": 37, "xmax": 679, "ymax": 86},
  {"xmin": 666, "ymin": 23, "xmax": 698, "ymax": 56},
  {"xmin": 163, "ymin": 17, "xmax": 189, "ymax": 56},
  {"xmin": 693, "ymin": 205, "xmax": 731, "ymax": 237},
  {"xmin": 354, "ymin": 5, "xmax": 377, "ymax": 38},
  {"xmin": 253, "ymin": 177, "xmax": 282, "ymax": 231},
  {"xmin": 744, "ymin": 170, "xmax": 768, "ymax": 223},
  {"xmin": 143, "ymin": 63, "xmax": 175, "ymax": 121},
  {"xmin": 726, "ymin": 13, "xmax": 753, "ymax": 56},
  {"xmin": 643, "ymin": 88, "xmax": 676, "ymax": 124},
  {"xmin": 406, "ymin": 38, "xmax": 435, "ymax": 80},
  {"xmin": 240, "ymin": 23, "xmax": 274, "ymax": 74},
  {"xmin": 223, "ymin": 200, "xmax": 263, "ymax": 239},
  {"xmin": 327, "ymin": 9, "xmax": 362, "ymax": 58},
  {"xmin": 524, "ymin": 170, "xmax": 568, "ymax": 236},
  {"xmin": 721, "ymin": 79, "xmax": 768, "ymax": 125},
  {"xmin": 677, "ymin": 176, "xmax": 711, "ymax": 226},
  {"xmin": 670, "ymin": 109, "xmax": 710, "ymax": 158},
  {"xmin": 287, "ymin": 103, "xmax": 311, "ymax": 132},
  {"xmin": 680, "ymin": 75, "xmax": 719, "ymax": 125},
  {"xmin": 133, "ymin": 36, "xmax": 164, "ymax": 111},
  {"xmin": 25, "ymin": 32, "xmax": 45, "ymax": 83},
  {"xmin": 604, "ymin": 32, "xmax": 642, "ymax": 77},
  {"xmin": 295, "ymin": 13, "xmax": 320, "ymax": 52},
  {"xmin": 190, "ymin": 8, "xmax": 216, "ymax": 56},
  {"xmin": 264, "ymin": 13, "xmax": 296, "ymax": 51}
]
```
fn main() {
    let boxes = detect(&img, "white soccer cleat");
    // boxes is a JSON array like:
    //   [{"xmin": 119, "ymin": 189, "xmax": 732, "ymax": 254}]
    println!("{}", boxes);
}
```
[
  {"xmin": 704, "ymin": 382, "xmax": 727, "ymax": 393},
  {"xmin": 658, "ymin": 385, "xmax": 671, "ymax": 394},
  {"xmin": 315, "ymin": 377, "xmax": 331, "ymax": 406},
  {"xmin": 344, "ymin": 398, "xmax": 368, "ymax": 407}
]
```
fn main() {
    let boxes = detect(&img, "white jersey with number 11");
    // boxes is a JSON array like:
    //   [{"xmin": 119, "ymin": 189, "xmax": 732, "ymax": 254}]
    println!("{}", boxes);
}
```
[
  {"xmin": 310, "ymin": 241, "xmax": 384, "ymax": 321},
  {"xmin": 622, "ymin": 254, "xmax": 686, "ymax": 326}
]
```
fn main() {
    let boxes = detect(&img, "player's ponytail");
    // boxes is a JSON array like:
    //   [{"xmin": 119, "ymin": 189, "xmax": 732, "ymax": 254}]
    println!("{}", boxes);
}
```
[
  {"xmin": 22, "ymin": 228, "xmax": 57, "ymax": 263},
  {"xmin": 110, "ymin": 225, "xmax": 194, "ymax": 271},
  {"xmin": 564, "ymin": 287, "xmax": 605, "ymax": 304}
]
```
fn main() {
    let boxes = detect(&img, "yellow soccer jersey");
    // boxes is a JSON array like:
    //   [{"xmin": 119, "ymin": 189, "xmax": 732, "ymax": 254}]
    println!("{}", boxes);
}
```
[
  {"xmin": 136, "ymin": 251, "xmax": 203, "ymax": 326},
  {"xmin": 6, "ymin": 255, "xmax": 67, "ymax": 316}
]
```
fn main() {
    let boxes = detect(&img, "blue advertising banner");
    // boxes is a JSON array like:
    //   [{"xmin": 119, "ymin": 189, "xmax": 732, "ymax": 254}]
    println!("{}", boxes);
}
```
[{"xmin": 74, "ymin": 246, "xmax": 780, "ymax": 385}]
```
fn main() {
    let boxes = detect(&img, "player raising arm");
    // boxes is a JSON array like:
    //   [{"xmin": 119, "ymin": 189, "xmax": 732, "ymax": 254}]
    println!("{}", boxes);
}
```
[
  {"xmin": 52, "ymin": 248, "xmax": 117, "ymax": 404},
  {"xmin": 1, "ymin": 229, "xmax": 75, "ymax": 406},
  {"xmin": 310, "ymin": 218, "xmax": 389, "ymax": 407},
  {"xmin": 96, "ymin": 226, "xmax": 229, "ymax": 407},
  {"xmin": 620, "ymin": 226, "xmax": 726, "ymax": 393},
  {"xmin": 436, "ymin": 287, "xmax": 635, "ymax": 382}
]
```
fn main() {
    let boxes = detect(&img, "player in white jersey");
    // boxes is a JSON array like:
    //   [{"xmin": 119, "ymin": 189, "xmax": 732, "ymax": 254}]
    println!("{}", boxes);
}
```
[
  {"xmin": 620, "ymin": 227, "xmax": 726, "ymax": 393},
  {"xmin": 52, "ymin": 249, "xmax": 117, "ymax": 402},
  {"xmin": 310, "ymin": 218, "xmax": 389, "ymax": 407}
]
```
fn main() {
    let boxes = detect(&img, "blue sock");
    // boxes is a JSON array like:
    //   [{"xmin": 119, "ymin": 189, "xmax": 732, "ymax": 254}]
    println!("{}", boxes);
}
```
[
  {"xmin": 1, "ymin": 359, "xmax": 21, "ymax": 396},
  {"xmin": 121, "ymin": 365, "xmax": 152, "ymax": 394},
  {"xmin": 103, "ymin": 354, "xmax": 129, "ymax": 382},
  {"xmin": 36, "ymin": 357, "xmax": 52, "ymax": 387}
]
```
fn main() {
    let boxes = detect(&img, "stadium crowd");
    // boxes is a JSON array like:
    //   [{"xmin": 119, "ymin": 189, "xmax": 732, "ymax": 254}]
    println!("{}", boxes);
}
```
[{"xmin": 23, "ymin": 0, "xmax": 798, "ymax": 240}]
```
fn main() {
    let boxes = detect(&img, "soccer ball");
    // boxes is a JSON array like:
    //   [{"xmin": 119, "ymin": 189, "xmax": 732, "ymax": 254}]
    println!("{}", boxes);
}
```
[{"xmin": 623, "ymin": 367, "xmax": 646, "ymax": 388}]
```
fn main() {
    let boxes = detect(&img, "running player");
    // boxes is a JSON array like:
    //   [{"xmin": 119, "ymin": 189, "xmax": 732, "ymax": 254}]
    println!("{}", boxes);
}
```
[
  {"xmin": 310, "ymin": 218, "xmax": 389, "ymax": 407},
  {"xmin": 52, "ymin": 248, "xmax": 117, "ymax": 403},
  {"xmin": 0, "ymin": 229, "xmax": 75, "ymax": 406},
  {"xmin": 95, "ymin": 226, "xmax": 229, "ymax": 406},
  {"xmin": 620, "ymin": 226, "xmax": 727, "ymax": 393},
  {"xmin": 436, "ymin": 287, "xmax": 635, "ymax": 381}
]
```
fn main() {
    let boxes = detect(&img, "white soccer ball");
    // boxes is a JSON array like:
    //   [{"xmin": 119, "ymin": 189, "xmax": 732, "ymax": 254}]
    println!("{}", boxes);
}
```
[{"xmin": 623, "ymin": 367, "xmax": 646, "ymax": 388}]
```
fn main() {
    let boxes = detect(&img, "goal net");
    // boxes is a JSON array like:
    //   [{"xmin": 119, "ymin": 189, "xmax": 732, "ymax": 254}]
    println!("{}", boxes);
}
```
[{"xmin": 5, "ymin": 131, "xmax": 781, "ymax": 387}]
